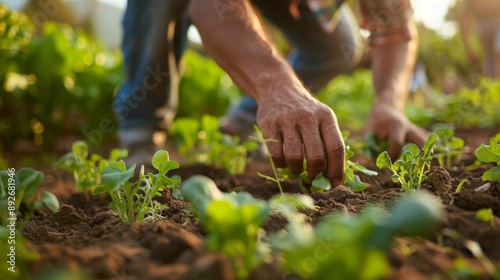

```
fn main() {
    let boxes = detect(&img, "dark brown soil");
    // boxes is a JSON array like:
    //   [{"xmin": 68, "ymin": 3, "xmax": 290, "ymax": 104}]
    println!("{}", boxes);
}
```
[{"xmin": 10, "ymin": 127, "xmax": 500, "ymax": 279}]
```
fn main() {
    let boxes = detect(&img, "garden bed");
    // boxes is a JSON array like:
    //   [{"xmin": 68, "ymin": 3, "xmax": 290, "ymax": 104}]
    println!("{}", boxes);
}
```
[{"xmin": 20, "ymin": 127, "xmax": 500, "ymax": 279}]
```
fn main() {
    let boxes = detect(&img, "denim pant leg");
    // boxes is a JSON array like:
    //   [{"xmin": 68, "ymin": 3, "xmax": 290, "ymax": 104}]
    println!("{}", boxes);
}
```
[
  {"xmin": 228, "ymin": 1, "xmax": 363, "ymax": 125},
  {"xmin": 114, "ymin": 0, "xmax": 190, "ymax": 131}
]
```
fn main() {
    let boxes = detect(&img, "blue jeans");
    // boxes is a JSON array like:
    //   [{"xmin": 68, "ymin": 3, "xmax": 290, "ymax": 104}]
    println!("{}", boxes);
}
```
[{"xmin": 115, "ymin": 0, "xmax": 363, "ymax": 130}]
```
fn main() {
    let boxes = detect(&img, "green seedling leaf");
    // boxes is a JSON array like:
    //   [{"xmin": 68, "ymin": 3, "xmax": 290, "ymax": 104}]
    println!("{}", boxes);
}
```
[
  {"xmin": 16, "ymin": 168, "xmax": 44, "ymax": 198},
  {"xmin": 475, "ymin": 208, "xmax": 494, "ymax": 224},
  {"xmin": 344, "ymin": 168, "xmax": 367, "ymax": 192},
  {"xmin": 41, "ymin": 191, "xmax": 60, "ymax": 212},
  {"xmin": 152, "ymin": 150, "xmax": 180, "ymax": 174},
  {"xmin": 376, "ymin": 151, "xmax": 392, "ymax": 169},
  {"xmin": 181, "ymin": 175, "xmax": 224, "ymax": 215},
  {"xmin": 96, "ymin": 164, "xmax": 135, "ymax": 194},
  {"xmin": 422, "ymin": 133, "xmax": 439, "ymax": 159},
  {"xmin": 482, "ymin": 166, "xmax": 500, "ymax": 182},
  {"xmin": 475, "ymin": 138, "xmax": 500, "ymax": 164},
  {"xmin": 403, "ymin": 143, "xmax": 420, "ymax": 158},
  {"xmin": 110, "ymin": 148, "xmax": 128, "ymax": 161},
  {"xmin": 311, "ymin": 173, "xmax": 331, "ymax": 192},
  {"xmin": 71, "ymin": 140, "xmax": 89, "ymax": 159}
]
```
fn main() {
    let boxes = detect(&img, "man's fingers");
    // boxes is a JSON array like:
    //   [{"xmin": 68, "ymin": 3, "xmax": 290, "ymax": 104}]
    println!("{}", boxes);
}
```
[
  {"xmin": 282, "ymin": 127, "xmax": 304, "ymax": 174},
  {"xmin": 300, "ymin": 127, "xmax": 326, "ymax": 180},
  {"xmin": 405, "ymin": 126, "xmax": 428, "ymax": 148},
  {"xmin": 320, "ymin": 120, "xmax": 345, "ymax": 187},
  {"xmin": 265, "ymin": 131, "xmax": 287, "ymax": 168},
  {"xmin": 388, "ymin": 127, "xmax": 406, "ymax": 159}
]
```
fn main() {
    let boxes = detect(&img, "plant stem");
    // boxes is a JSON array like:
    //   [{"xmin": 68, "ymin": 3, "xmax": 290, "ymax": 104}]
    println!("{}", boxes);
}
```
[{"xmin": 455, "ymin": 178, "xmax": 470, "ymax": 193}]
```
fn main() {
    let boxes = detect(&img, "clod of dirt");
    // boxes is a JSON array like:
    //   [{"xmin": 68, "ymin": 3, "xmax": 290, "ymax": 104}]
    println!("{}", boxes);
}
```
[
  {"xmin": 453, "ymin": 183, "xmax": 500, "ymax": 212},
  {"xmin": 426, "ymin": 166, "xmax": 453, "ymax": 204}
]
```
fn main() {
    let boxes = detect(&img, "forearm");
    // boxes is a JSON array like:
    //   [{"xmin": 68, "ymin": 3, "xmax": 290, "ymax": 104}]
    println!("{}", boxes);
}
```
[
  {"xmin": 189, "ymin": 0, "xmax": 304, "ymax": 103},
  {"xmin": 370, "ymin": 20, "xmax": 418, "ymax": 111}
]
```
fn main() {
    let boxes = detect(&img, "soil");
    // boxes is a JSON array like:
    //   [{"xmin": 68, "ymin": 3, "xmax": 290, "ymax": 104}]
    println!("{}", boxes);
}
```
[{"xmin": 11, "ymin": 127, "xmax": 500, "ymax": 279}]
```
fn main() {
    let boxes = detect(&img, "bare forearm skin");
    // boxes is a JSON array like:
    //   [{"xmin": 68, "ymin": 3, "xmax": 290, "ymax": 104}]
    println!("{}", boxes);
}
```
[
  {"xmin": 370, "ymin": 20, "xmax": 418, "ymax": 111},
  {"xmin": 189, "ymin": 0, "xmax": 307, "ymax": 104}
]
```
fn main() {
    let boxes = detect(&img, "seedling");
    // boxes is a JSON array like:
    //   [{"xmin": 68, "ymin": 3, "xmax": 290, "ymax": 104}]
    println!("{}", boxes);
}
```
[
  {"xmin": 455, "ymin": 178, "xmax": 470, "ymax": 193},
  {"xmin": 181, "ymin": 175, "xmax": 314, "ymax": 279},
  {"xmin": 343, "ymin": 132, "xmax": 378, "ymax": 192},
  {"xmin": 92, "ymin": 150, "xmax": 181, "ymax": 224},
  {"xmin": 474, "ymin": 136, "xmax": 500, "ymax": 182},
  {"xmin": 271, "ymin": 192, "xmax": 443, "ymax": 280},
  {"xmin": 251, "ymin": 125, "xmax": 285, "ymax": 194},
  {"xmin": 432, "ymin": 124, "xmax": 464, "ymax": 168},
  {"xmin": 255, "ymin": 128, "xmax": 376, "ymax": 194},
  {"xmin": 376, "ymin": 133, "xmax": 439, "ymax": 192},
  {"xmin": 58, "ymin": 141, "xmax": 128, "ymax": 192},
  {"xmin": 170, "ymin": 115, "xmax": 257, "ymax": 175},
  {"xmin": 0, "ymin": 168, "xmax": 59, "ymax": 227},
  {"xmin": 0, "ymin": 167, "xmax": 59, "ymax": 278},
  {"xmin": 475, "ymin": 208, "xmax": 495, "ymax": 226}
]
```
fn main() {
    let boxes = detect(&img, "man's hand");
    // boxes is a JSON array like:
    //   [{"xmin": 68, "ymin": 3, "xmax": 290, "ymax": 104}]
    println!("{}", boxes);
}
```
[
  {"xmin": 363, "ymin": 101, "xmax": 427, "ymax": 159},
  {"xmin": 256, "ymin": 86, "xmax": 345, "ymax": 187}
]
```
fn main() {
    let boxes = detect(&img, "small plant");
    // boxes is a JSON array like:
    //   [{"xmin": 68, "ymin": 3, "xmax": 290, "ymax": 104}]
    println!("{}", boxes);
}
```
[
  {"xmin": 170, "ymin": 115, "xmax": 257, "ymax": 175},
  {"xmin": 58, "ymin": 141, "xmax": 128, "ymax": 192},
  {"xmin": 343, "ymin": 132, "xmax": 378, "ymax": 192},
  {"xmin": 432, "ymin": 124, "xmax": 465, "ymax": 168},
  {"xmin": 92, "ymin": 150, "xmax": 181, "ymax": 223},
  {"xmin": 271, "ymin": 192, "xmax": 443, "ymax": 280},
  {"xmin": 0, "ymin": 168, "xmax": 59, "ymax": 279},
  {"xmin": 181, "ymin": 175, "xmax": 314, "ymax": 279},
  {"xmin": 475, "ymin": 208, "xmax": 495, "ymax": 226},
  {"xmin": 474, "ymin": 136, "xmax": 500, "ymax": 182},
  {"xmin": 0, "ymin": 168, "xmax": 59, "ymax": 227},
  {"xmin": 255, "ymin": 128, "xmax": 376, "ymax": 194},
  {"xmin": 376, "ymin": 133, "xmax": 439, "ymax": 192}
]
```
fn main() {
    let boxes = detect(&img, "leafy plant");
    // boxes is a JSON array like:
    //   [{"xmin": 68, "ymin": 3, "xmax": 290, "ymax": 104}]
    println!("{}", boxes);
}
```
[
  {"xmin": 474, "ymin": 136, "xmax": 500, "ymax": 182},
  {"xmin": 57, "ymin": 140, "xmax": 128, "ymax": 192},
  {"xmin": 170, "ymin": 115, "xmax": 257, "ymax": 175},
  {"xmin": 1, "ymin": 6, "xmax": 123, "ymax": 151},
  {"xmin": 343, "ymin": 132, "xmax": 378, "ymax": 192},
  {"xmin": 432, "ymin": 124, "xmax": 464, "ymax": 168},
  {"xmin": 92, "ymin": 150, "xmax": 181, "ymax": 223},
  {"xmin": 0, "ymin": 167, "xmax": 59, "ymax": 279},
  {"xmin": 0, "ymin": 168, "xmax": 59, "ymax": 227},
  {"xmin": 376, "ymin": 133, "xmax": 439, "ymax": 192},
  {"xmin": 181, "ymin": 175, "xmax": 314, "ymax": 279},
  {"xmin": 271, "ymin": 192, "xmax": 443, "ymax": 280},
  {"xmin": 475, "ymin": 208, "xmax": 495, "ymax": 226}
]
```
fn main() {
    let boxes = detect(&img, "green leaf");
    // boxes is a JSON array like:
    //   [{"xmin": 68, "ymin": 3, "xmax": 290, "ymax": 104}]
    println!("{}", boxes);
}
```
[
  {"xmin": 376, "ymin": 151, "xmax": 392, "ymax": 169},
  {"xmin": 152, "ymin": 150, "xmax": 180, "ymax": 174},
  {"xmin": 475, "ymin": 208, "xmax": 494, "ymax": 223},
  {"xmin": 422, "ymin": 133, "xmax": 439, "ymax": 159},
  {"xmin": 181, "ymin": 175, "xmax": 223, "ymax": 216},
  {"xmin": 41, "ymin": 191, "xmax": 59, "ymax": 212},
  {"xmin": 403, "ymin": 143, "xmax": 420, "ymax": 158},
  {"xmin": 482, "ymin": 166, "xmax": 500, "ymax": 182},
  {"xmin": 16, "ymin": 168, "xmax": 44, "ymax": 198},
  {"xmin": 110, "ymin": 148, "xmax": 128, "ymax": 161},
  {"xmin": 384, "ymin": 192, "xmax": 443, "ymax": 236},
  {"xmin": 97, "ymin": 164, "xmax": 135, "ymax": 194},
  {"xmin": 71, "ymin": 140, "xmax": 89, "ymax": 159},
  {"xmin": 475, "ymin": 138, "xmax": 500, "ymax": 164},
  {"xmin": 344, "ymin": 168, "xmax": 367, "ymax": 192},
  {"xmin": 311, "ymin": 173, "xmax": 331, "ymax": 192},
  {"xmin": 351, "ymin": 162, "xmax": 378, "ymax": 176}
]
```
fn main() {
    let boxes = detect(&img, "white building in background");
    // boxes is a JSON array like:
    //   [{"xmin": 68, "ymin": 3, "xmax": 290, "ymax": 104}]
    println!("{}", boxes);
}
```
[{"xmin": 0, "ymin": 0, "xmax": 125, "ymax": 50}]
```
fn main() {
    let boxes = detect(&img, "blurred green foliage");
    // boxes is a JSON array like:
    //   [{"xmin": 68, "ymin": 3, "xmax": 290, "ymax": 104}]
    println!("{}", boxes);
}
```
[
  {"xmin": 178, "ymin": 50, "xmax": 241, "ymax": 118},
  {"xmin": 0, "ymin": 4, "xmax": 122, "ymax": 151}
]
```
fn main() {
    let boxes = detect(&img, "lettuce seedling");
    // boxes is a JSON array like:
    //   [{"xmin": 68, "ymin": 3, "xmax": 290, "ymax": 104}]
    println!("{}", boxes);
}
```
[
  {"xmin": 93, "ymin": 150, "xmax": 180, "ymax": 223},
  {"xmin": 58, "ymin": 141, "xmax": 128, "ymax": 192},
  {"xmin": 170, "ymin": 115, "xmax": 257, "ymax": 175},
  {"xmin": 181, "ymin": 175, "xmax": 314, "ymax": 279},
  {"xmin": 474, "ymin": 137, "xmax": 500, "ymax": 182},
  {"xmin": 432, "ymin": 124, "xmax": 464, "ymax": 168},
  {"xmin": 0, "ymin": 168, "xmax": 59, "ymax": 228},
  {"xmin": 376, "ymin": 133, "xmax": 439, "ymax": 192},
  {"xmin": 272, "ymin": 192, "xmax": 443, "ymax": 280}
]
